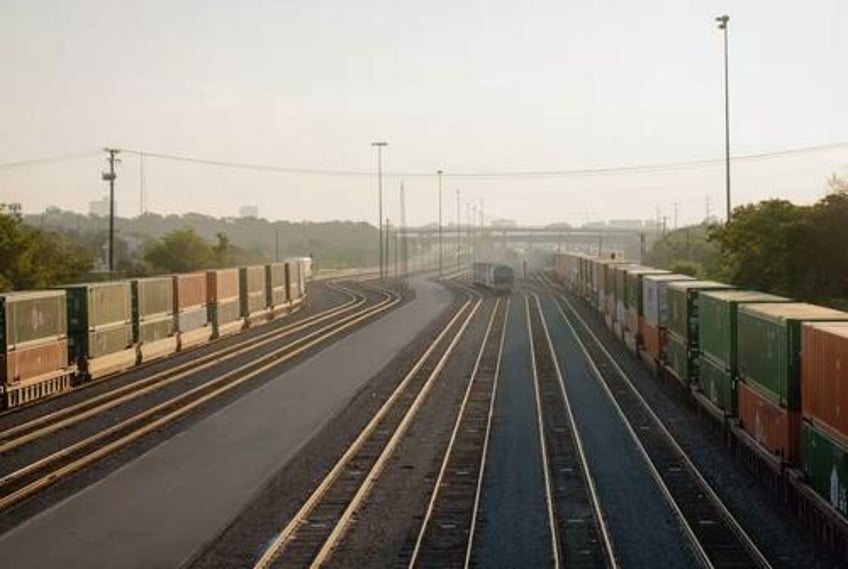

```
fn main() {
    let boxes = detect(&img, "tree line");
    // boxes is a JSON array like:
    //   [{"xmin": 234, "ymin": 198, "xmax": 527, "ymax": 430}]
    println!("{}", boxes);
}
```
[{"xmin": 645, "ymin": 176, "xmax": 848, "ymax": 309}]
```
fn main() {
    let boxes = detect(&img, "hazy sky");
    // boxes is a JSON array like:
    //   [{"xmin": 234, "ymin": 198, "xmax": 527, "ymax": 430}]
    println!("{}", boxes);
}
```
[{"xmin": 1, "ymin": 0, "xmax": 846, "ymax": 227}]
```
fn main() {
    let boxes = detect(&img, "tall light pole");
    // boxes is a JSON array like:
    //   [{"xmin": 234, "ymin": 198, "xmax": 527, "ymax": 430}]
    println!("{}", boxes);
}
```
[
  {"xmin": 102, "ymin": 148, "xmax": 120, "ymax": 273},
  {"xmin": 455, "ymin": 189, "xmax": 461, "ymax": 271},
  {"xmin": 372, "ymin": 141, "xmax": 388, "ymax": 281},
  {"xmin": 437, "ymin": 170, "xmax": 443, "ymax": 275},
  {"xmin": 716, "ymin": 14, "xmax": 731, "ymax": 222}
]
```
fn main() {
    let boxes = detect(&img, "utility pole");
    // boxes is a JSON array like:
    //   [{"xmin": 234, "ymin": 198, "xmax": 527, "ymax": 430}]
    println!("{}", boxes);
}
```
[
  {"xmin": 102, "ymin": 148, "xmax": 120, "ymax": 273},
  {"xmin": 716, "ymin": 15, "xmax": 731, "ymax": 222},
  {"xmin": 372, "ymin": 141, "xmax": 388, "ymax": 281},
  {"xmin": 437, "ymin": 170, "xmax": 443, "ymax": 275},
  {"xmin": 455, "ymin": 189, "xmax": 461, "ymax": 271}
]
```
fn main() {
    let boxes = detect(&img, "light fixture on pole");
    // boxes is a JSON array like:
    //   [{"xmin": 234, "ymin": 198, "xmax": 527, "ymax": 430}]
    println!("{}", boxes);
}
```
[
  {"xmin": 716, "ymin": 14, "xmax": 731, "ymax": 222},
  {"xmin": 372, "ymin": 141, "xmax": 388, "ymax": 281}
]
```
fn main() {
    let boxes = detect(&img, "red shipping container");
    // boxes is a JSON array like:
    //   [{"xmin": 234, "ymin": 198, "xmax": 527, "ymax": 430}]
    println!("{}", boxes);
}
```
[
  {"xmin": 640, "ymin": 318, "xmax": 662, "ymax": 361},
  {"xmin": 801, "ymin": 322, "xmax": 848, "ymax": 446},
  {"xmin": 1, "ymin": 339, "xmax": 69, "ymax": 386},
  {"xmin": 174, "ymin": 272, "xmax": 207, "ymax": 310},
  {"xmin": 738, "ymin": 380, "xmax": 801, "ymax": 463}
]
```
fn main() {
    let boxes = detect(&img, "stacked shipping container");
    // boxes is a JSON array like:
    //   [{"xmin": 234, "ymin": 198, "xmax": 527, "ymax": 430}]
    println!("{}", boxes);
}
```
[
  {"xmin": 174, "ymin": 272, "xmax": 212, "ymax": 350},
  {"xmin": 240, "ymin": 265, "xmax": 271, "ymax": 325},
  {"xmin": 623, "ymin": 267, "xmax": 668, "ymax": 354},
  {"xmin": 0, "ymin": 291, "xmax": 73, "ymax": 407},
  {"xmin": 665, "ymin": 281, "xmax": 732, "ymax": 384},
  {"xmin": 207, "ymin": 269, "xmax": 244, "ymax": 338},
  {"xmin": 65, "ymin": 282, "xmax": 136, "ymax": 380},
  {"xmin": 640, "ymin": 274, "xmax": 694, "ymax": 370},
  {"xmin": 697, "ymin": 291, "xmax": 788, "ymax": 415},
  {"xmin": 132, "ymin": 277, "xmax": 178, "ymax": 363},
  {"xmin": 801, "ymin": 323, "xmax": 848, "ymax": 515},
  {"xmin": 737, "ymin": 303, "xmax": 848, "ymax": 462}
]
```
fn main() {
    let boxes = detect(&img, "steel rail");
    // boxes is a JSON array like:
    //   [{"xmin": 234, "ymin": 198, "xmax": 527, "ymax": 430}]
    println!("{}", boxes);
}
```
[
  {"xmin": 252, "ymin": 290, "xmax": 481, "ymax": 569},
  {"xmin": 407, "ymin": 296, "xmax": 507, "ymax": 568},
  {"xmin": 532, "ymin": 293, "xmax": 617, "ymax": 568},
  {"xmin": 0, "ymin": 283, "xmax": 365, "ymax": 453},
  {"xmin": 0, "ymin": 287, "xmax": 400, "ymax": 512},
  {"xmin": 551, "ymin": 290, "xmax": 771, "ymax": 569}
]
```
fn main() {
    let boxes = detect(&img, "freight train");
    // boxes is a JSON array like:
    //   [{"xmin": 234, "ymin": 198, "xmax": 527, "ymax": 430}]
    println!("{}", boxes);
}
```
[
  {"xmin": 472, "ymin": 262, "xmax": 515, "ymax": 293},
  {"xmin": 554, "ymin": 251, "xmax": 848, "ymax": 553},
  {"xmin": 0, "ymin": 257, "xmax": 311, "ymax": 409}
]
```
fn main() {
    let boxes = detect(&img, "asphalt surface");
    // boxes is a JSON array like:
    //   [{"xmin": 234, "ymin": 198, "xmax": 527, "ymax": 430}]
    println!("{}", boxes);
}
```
[
  {"xmin": 0, "ymin": 277, "xmax": 452, "ymax": 569},
  {"xmin": 472, "ymin": 293, "xmax": 554, "ymax": 568},
  {"xmin": 538, "ymin": 293, "xmax": 698, "ymax": 567}
]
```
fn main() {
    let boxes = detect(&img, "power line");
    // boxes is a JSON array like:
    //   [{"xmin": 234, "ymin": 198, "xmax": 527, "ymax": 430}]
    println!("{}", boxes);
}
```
[
  {"xmin": 117, "ymin": 140, "xmax": 848, "ymax": 179},
  {"xmin": 0, "ymin": 150, "xmax": 100, "ymax": 169}
]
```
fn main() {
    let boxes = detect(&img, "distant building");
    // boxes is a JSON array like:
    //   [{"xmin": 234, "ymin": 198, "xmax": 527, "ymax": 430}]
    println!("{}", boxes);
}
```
[
  {"xmin": 608, "ymin": 219, "xmax": 643, "ymax": 229},
  {"xmin": 491, "ymin": 218, "xmax": 517, "ymax": 228},
  {"xmin": 89, "ymin": 196, "xmax": 112, "ymax": 217},
  {"xmin": 239, "ymin": 205, "xmax": 258, "ymax": 218}
]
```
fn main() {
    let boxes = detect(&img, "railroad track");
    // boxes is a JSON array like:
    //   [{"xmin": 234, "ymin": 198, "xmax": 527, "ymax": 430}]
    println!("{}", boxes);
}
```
[
  {"xmin": 526, "ymin": 293, "xmax": 616, "ymax": 569},
  {"xmin": 0, "ymin": 283, "xmax": 401, "ymax": 512},
  {"xmin": 408, "ymin": 295, "xmax": 508, "ymax": 568},
  {"xmin": 252, "ymin": 287, "xmax": 484, "ymax": 568},
  {"xmin": 0, "ymin": 281, "xmax": 364, "ymax": 454},
  {"xmin": 546, "ymin": 281, "xmax": 771, "ymax": 569}
]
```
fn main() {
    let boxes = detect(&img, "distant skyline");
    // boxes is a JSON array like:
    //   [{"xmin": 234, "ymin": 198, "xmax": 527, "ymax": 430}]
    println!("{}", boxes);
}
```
[{"xmin": 1, "ymin": 0, "xmax": 846, "ymax": 227}]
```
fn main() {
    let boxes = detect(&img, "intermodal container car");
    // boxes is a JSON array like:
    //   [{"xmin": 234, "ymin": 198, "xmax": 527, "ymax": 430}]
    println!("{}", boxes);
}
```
[
  {"xmin": 802, "ymin": 322, "xmax": 848, "ymax": 446},
  {"xmin": 65, "ymin": 282, "xmax": 136, "ymax": 380},
  {"xmin": 0, "ymin": 291, "xmax": 73, "ymax": 407},
  {"xmin": 206, "ymin": 269, "xmax": 244, "ymax": 338},
  {"xmin": 738, "ymin": 303, "xmax": 848, "ymax": 410},
  {"xmin": 286, "ymin": 257, "xmax": 308, "ymax": 302},
  {"xmin": 623, "ymin": 267, "xmax": 668, "ymax": 353},
  {"xmin": 173, "ymin": 272, "xmax": 212, "ymax": 350},
  {"xmin": 596, "ymin": 259, "xmax": 629, "ymax": 315},
  {"xmin": 240, "ymin": 265, "xmax": 271, "ymax": 325},
  {"xmin": 640, "ymin": 274, "xmax": 694, "ymax": 368},
  {"xmin": 132, "ymin": 277, "xmax": 178, "ymax": 363},
  {"xmin": 612, "ymin": 264, "xmax": 640, "ymax": 340},
  {"xmin": 800, "ymin": 421, "xmax": 848, "ymax": 516},
  {"xmin": 697, "ymin": 290, "xmax": 788, "ymax": 415}
]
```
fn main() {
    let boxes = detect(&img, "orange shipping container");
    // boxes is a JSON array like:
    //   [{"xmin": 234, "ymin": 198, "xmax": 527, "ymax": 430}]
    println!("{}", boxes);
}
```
[
  {"xmin": 738, "ymin": 380, "xmax": 801, "ymax": 463},
  {"xmin": 801, "ymin": 322, "xmax": 848, "ymax": 446},
  {"xmin": 175, "ymin": 272, "xmax": 207, "ymax": 310},
  {"xmin": 0, "ymin": 339, "xmax": 69, "ymax": 386},
  {"xmin": 641, "ymin": 318, "xmax": 662, "ymax": 361}
]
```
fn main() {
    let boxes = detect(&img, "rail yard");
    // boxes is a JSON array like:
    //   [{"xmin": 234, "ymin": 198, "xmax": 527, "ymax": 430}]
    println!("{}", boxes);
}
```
[{"xmin": 0, "ymin": 256, "xmax": 843, "ymax": 568}]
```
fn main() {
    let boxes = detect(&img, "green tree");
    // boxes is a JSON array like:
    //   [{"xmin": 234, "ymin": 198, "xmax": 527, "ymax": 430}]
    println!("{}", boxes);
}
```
[
  {"xmin": 0, "ymin": 204, "xmax": 92, "ymax": 291},
  {"xmin": 143, "ymin": 228, "xmax": 214, "ymax": 273},
  {"xmin": 708, "ymin": 199, "xmax": 807, "ymax": 296}
]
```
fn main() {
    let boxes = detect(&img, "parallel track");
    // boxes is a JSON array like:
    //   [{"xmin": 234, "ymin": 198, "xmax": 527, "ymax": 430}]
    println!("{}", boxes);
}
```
[
  {"xmin": 527, "ymin": 294, "xmax": 616, "ymax": 569},
  {"xmin": 252, "ymin": 289, "xmax": 483, "ymax": 569},
  {"xmin": 408, "ymin": 295, "xmax": 508, "ymax": 568},
  {"xmin": 547, "ymin": 280, "xmax": 771, "ymax": 569},
  {"xmin": 0, "ymin": 285, "xmax": 400, "ymax": 512},
  {"xmin": 0, "ymin": 282, "xmax": 363, "ymax": 453}
]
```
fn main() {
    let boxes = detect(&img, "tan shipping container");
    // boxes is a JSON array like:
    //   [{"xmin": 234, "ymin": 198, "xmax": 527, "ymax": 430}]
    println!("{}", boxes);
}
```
[
  {"xmin": 174, "ymin": 272, "xmax": 207, "ymax": 310},
  {"xmin": 206, "ymin": 269, "xmax": 240, "ymax": 304},
  {"xmin": 738, "ymin": 380, "xmax": 801, "ymax": 463},
  {"xmin": 65, "ymin": 282, "xmax": 132, "ymax": 330},
  {"xmin": 133, "ymin": 277, "xmax": 174, "ymax": 318},
  {"xmin": 1, "ymin": 291, "xmax": 67, "ymax": 347},
  {"xmin": 802, "ymin": 322, "xmax": 848, "ymax": 446},
  {"xmin": 0, "ymin": 339, "xmax": 69, "ymax": 385}
]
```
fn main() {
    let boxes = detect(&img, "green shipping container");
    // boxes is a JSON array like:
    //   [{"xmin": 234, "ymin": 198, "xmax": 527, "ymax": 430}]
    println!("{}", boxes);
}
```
[
  {"xmin": 738, "ymin": 303, "xmax": 848, "ymax": 410},
  {"xmin": 801, "ymin": 421, "xmax": 848, "ymax": 517},
  {"xmin": 65, "ymin": 282, "xmax": 132, "ymax": 330},
  {"xmin": 698, "ymin": 290, "xmax": 789, "ymax": 371},
  {"xmin": 699, "ymin": 355, "xmax": 736, "ymax": 414},
  {"xmin": 665, "ymin": 332, "xmax": 693, "ymax": 382},
  {"xmin": 668, "ymin": 281, "xmax": 732, "ymax": 345},
  {"xmin": 0, "ymin": 291, "xmax": 67, "ymax": 348}
]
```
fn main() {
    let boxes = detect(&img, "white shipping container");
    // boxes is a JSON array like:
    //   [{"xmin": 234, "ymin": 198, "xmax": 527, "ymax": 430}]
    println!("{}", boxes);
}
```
[
  {"xmin": 177, "ymin": 308, "xmax": 208, "ymax": 333},
  {"xmin": 642, "ymin": 274, "xmax": 694, "ymax": 327}
]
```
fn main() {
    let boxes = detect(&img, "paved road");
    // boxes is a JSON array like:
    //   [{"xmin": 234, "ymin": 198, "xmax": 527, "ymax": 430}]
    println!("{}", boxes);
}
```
[{"xmin": 0, "ymin": 278, "xmax": 453, "ymax": 569}]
